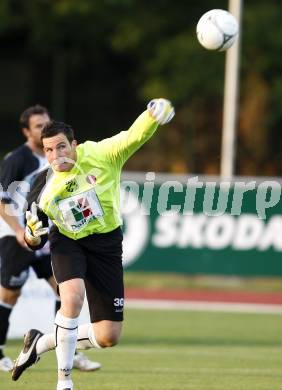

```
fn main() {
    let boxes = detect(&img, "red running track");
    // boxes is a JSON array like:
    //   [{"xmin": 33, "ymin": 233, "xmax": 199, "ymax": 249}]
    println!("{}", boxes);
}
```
[{"xmin": 125, "ymin": 288, "xmax": 282, "ymax": 305}]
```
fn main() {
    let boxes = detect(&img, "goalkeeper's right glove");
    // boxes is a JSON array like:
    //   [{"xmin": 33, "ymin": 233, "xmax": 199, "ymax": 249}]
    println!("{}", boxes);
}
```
[
  {"xmin": 25, "ymin": 202, "xmax": 49, "ymax": 246},
  {"xmin": 147, "ymin": 98, "xmax": 175, "ymax": 125}
]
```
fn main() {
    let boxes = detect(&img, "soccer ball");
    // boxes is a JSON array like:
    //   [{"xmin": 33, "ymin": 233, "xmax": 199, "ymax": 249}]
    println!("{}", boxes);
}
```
[{"xmin": 196, "ymin": 9, "xmax": 239, "ymax": 51}]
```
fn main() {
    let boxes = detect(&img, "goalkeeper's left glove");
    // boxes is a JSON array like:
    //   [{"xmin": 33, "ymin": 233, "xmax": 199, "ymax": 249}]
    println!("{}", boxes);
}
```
[
  {"xmin": 25, "ymin": 202, "xmax": 49, "ymax": 246},
  {"xmin": 147, "ymin": 98, "xmax": 175, "ymax": 125}
]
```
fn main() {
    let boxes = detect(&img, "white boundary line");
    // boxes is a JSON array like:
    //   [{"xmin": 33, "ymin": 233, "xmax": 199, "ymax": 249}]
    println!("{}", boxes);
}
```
[{"xmin": 126, "ymin": 298, "xmax": 282, "ymax": 314}]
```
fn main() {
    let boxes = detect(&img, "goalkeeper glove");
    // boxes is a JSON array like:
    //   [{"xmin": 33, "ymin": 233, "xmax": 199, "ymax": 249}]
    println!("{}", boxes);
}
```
[
  {"xmin": 147, "ymin": 98, "xmax": 175, "ymax": 125},
  {"xmin": 25, "ymin": 202, "xmax": 49, "ymax": 245}
]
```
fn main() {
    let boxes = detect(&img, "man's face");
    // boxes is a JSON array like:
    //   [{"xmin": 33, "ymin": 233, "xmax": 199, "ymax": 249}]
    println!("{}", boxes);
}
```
[
  {"xmin": 23, "ymin": 113, "xmax": 50, "ymax": 148},
  {"xmin": 43, "ymin": 133, "xmax": 77, "ymax": 172}
]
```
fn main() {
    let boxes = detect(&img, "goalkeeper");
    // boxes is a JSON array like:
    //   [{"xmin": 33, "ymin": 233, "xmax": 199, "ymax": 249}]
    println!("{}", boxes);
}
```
[{"xmin": 12, "ymin": 98, "xmax": 175, "ymax": 390}]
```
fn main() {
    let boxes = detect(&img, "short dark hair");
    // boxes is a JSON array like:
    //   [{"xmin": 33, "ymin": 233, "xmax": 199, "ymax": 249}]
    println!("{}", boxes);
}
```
[
  {"xmin": 41, "ymin": 121, "xmax": 74, "ymax": 144},
  {"xmin": 19, "ymin": 104, "xmax": 49, "ymax": 130}
]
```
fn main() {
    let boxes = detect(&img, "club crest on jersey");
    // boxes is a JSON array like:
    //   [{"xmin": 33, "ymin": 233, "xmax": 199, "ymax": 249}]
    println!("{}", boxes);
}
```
[
  {"xmin": 86, "ymin": 175, "xmax": 97, "ymax": 185},
  {"xmin": 65, "ymin": 179, "xmax": 78, "ymax": 192}
]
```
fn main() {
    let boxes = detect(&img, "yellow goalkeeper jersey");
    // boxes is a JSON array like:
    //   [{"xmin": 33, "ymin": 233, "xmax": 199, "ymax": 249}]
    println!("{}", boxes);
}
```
[{"xmin": 38, "ymin": 111, "xmax": 158, "ymax": 239}]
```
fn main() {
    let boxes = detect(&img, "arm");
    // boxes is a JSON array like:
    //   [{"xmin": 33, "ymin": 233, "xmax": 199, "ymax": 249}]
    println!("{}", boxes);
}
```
[
  {"xmin": 24, "ymin": 169, "xmax": 50, "ymax": 250},
  {"xmin": 0, "ymin": 202, "xmax": 26, "ymax": 247},
  {"xmin": 100, "ymin": 98, "xmax": 175, "ymax": 167},
  {"xmin": 0, "ymin": 152, "xmax": 27, "ymax": 247}
]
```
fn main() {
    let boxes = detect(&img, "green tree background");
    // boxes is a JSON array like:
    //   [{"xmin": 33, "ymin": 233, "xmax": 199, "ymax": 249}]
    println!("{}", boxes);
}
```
[{"xmin": 0, "ymin": 0, "xmax": 281, "ymax": 176}]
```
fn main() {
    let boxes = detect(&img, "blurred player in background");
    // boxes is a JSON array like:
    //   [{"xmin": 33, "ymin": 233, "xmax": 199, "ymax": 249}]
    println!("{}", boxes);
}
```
[
  {"xmin": 12, "ymin": 98, "xmax": 175, "ymax": 390},
  {"xmin": 0, "ymin": 105, "xmax": 100, "ymax": 373}
]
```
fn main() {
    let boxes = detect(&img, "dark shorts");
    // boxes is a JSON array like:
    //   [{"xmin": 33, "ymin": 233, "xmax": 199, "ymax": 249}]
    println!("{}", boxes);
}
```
[
  {"xmin": 0, "ymin": 236, "xmax": 53, "ymax": 290},
  {"xmin": 49, "ymin": 226, "xmax": 124, "ymax": 323}
]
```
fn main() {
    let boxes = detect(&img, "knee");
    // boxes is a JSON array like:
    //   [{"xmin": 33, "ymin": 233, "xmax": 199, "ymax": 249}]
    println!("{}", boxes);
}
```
[
  {"xmin": 58, "ymin": 280, "xmax": 85, "ymax": 317},
  {"xmin": 60, "ymin": 292, "xmax": 84, "ymax": 317},
  {"xmin": 0, "ymin": 287, "xmax": 20, "ymax": 306},
  {"xmin": 98, "ymin": 335, "xmax": 120, "ymax": 348},
  {"xmin": 95, "ymin": 327, "xmax": 121, "ymax": 348},
  {"xmin": 65, "ymin": 292, "xmax": 84, "ymax": 308}
]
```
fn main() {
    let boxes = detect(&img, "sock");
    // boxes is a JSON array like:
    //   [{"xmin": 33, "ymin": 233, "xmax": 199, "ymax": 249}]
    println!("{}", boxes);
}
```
[
  {"xmin": 54, "ymin": 299, "xmax": 80, "ymax": 356},
  {"xmin": 35, "ymin": 297, "xmax": 63, "ymax": 356},
  {"xmin": 0, "ymin": 302, "xmax": 13, "ymax": 357},
  {"xmin": 36, "ymin": 333, "xmax": 56, "ymax": 355},
  {"xmin": 57, "ymin": 379, "xmax": 73, "ymax": 390},
  {"xmin": 53, "ymin": 299, "xmax": 79, "ymax": 357},
  {"xmin": 76, "ymin": 323, "xmax": 102, "ymax": 350},
  {"xmin": 36, "ymin": 323, "xmax": 101, "ymax": 355},
  {"xmin": 55, "ymin": 312, "xmax": 78, "ymax": 381}
]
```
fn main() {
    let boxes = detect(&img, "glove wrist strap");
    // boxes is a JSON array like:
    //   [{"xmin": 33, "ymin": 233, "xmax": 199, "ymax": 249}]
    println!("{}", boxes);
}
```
[{"xmin": 25, "ymin": 226, "xmax": 41, "ymax": 246}]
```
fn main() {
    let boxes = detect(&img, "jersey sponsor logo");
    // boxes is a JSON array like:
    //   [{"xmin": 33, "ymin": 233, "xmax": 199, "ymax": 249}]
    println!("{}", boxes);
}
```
[{"xmin": 57, "ymin": 189, "xmax": 104, "ymax": 232}]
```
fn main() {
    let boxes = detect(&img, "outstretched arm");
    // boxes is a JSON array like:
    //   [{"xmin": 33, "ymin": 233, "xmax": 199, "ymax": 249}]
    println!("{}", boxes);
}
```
[{"xmin": 100, "ymin": 98, "xmax": 175, "ymax": 167}]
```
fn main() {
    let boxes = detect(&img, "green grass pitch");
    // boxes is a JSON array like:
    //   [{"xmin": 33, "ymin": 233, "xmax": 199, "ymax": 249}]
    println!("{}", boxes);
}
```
[{"xmin": 2, "ymin": 308, "xmax": 282, "ymax": 389}]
